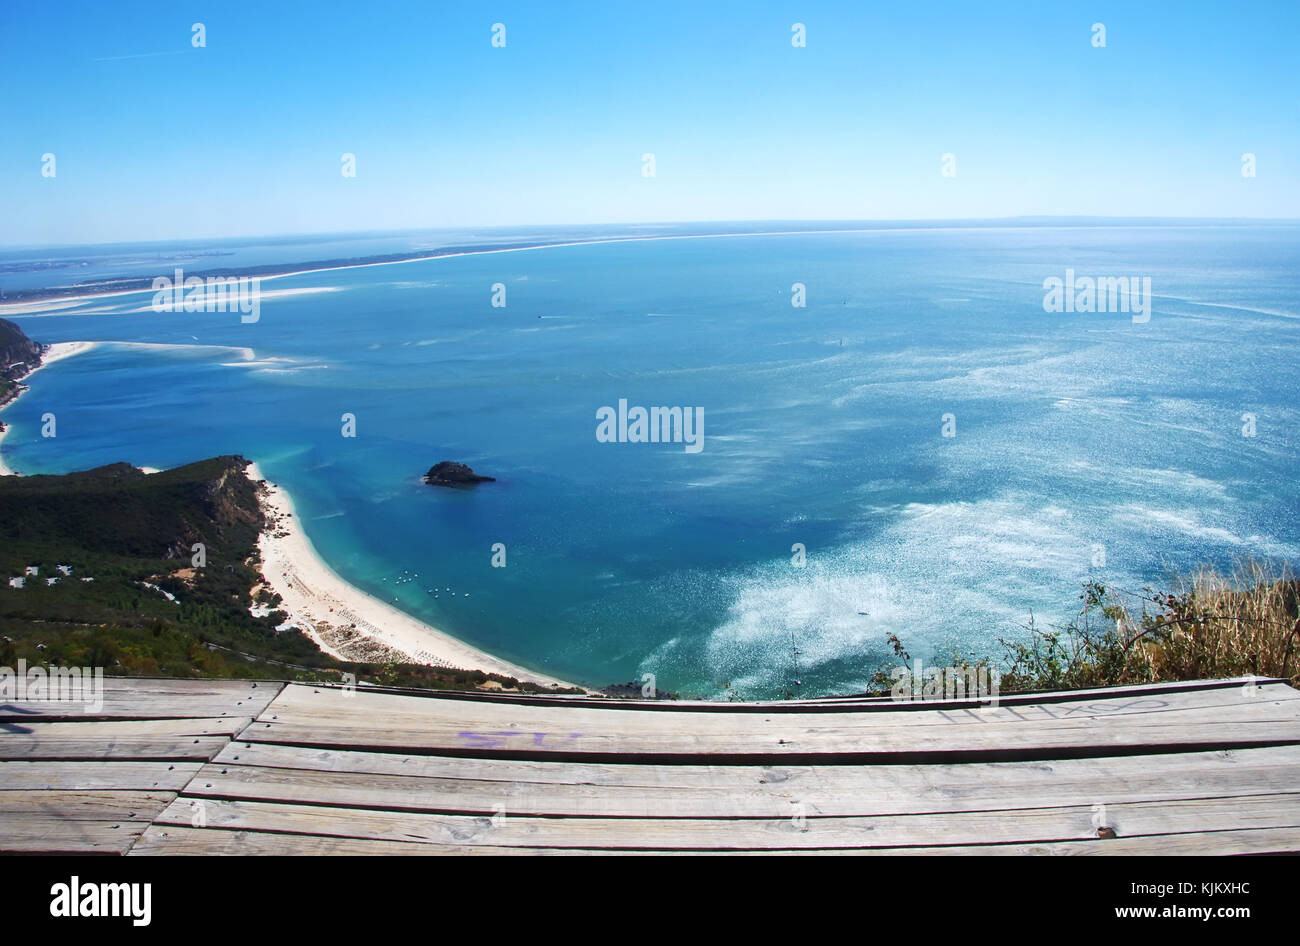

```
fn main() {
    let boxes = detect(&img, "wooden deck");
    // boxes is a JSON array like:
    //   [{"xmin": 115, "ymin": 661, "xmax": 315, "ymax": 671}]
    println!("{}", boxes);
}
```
[{"xmin": 2, "ymin": 676, "xmax": 1298, "ymax": 854}]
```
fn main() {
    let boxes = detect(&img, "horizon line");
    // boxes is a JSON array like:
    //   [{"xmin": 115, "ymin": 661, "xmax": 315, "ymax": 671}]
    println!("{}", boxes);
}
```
[{"xmin": 4, "ymin": 214, "xmax": 1300, "ymax": 253}]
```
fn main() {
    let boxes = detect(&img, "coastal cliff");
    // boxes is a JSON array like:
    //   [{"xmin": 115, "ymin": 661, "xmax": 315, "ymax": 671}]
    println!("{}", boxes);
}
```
[{"xmin": 0, "ymin": 318, "xmax": 45, "ymax": 410}]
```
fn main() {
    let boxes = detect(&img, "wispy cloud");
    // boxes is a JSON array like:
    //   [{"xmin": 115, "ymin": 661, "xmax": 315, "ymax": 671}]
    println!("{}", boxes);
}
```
[{"xmin": 93, "ymin": 50, "xmax": 184, "ymax": 63}]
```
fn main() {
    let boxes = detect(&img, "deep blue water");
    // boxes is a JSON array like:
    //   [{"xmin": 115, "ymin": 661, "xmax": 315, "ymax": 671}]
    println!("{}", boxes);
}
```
[{"xmin": 3, "ymin": 225, "xmax": 1298, "ymax": 696}]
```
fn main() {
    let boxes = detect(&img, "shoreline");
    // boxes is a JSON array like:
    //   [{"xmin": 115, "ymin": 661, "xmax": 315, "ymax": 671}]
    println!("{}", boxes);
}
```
[
  {"xmin": 246, "ymin": 461, "xmax": 577, "ymax": 690},
  {"xmin": 0, "ymin": 341, "xmax": 98, "ymax": 475}
]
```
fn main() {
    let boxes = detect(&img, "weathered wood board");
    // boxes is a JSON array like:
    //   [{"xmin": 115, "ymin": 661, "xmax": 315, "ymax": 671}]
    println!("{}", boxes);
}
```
[{"xmin": 0, "ymin": 676, "xmax": 1294, "ymax": 855}]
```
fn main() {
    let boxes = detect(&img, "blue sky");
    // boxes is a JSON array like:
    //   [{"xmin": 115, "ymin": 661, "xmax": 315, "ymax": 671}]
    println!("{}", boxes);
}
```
[{"xmin": 1, "ymin": 1, "xmax": 1297, "ymax": 245}]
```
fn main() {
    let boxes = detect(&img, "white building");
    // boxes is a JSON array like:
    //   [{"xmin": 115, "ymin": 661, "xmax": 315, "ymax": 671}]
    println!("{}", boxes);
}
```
[
  {"xmin": 24, "ymin": 566, "xmax": 38, "ymax": 576},
  {"xmin": 8, "ymin": 577, "xmax": 24, "ymax": 589}
]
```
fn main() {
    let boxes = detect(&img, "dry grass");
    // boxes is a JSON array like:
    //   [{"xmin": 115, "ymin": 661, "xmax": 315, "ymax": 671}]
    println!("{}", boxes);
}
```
[
  {"xmin": 992, "ymin": 560, "xmax": 1300, "ymax": 691},
  {"xmin": 1130, "ymin": 560, "xmax": 1300, "ymax": 684}
]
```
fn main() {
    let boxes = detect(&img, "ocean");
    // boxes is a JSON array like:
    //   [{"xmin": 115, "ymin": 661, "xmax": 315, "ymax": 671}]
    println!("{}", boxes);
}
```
[{"xmin": 3, "ymin": 224, "xmax": 1298, "ymax": 697}]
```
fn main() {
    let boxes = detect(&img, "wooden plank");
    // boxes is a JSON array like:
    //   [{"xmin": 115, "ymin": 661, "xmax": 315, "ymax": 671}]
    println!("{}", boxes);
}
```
[
  {"xmin": 183, "ymin": 746, "xmax": 1300, "ymax": 819},
  {"xmin": 0, "ymin": 679, "xmax": 283, "ymax": 720},
  {"xmin": 296, "ymin": 675, "xmax": 1285, "ymax": 713},
  {"xmin": 0, "ymin": 737, "xmax": 233, "ymax": 761},
  {"xmin": 921, "ymin": 827, "xmax": 1300, "ymax": 856},
  {"xmin": 263, "ymin": 679, "xmax": 1300, "ymax": 728},
  {"xmin": 0, "ymin": 717, "xmax": 250, "ymax": 761},
  {"xmin": 0, "ymin": 790, "xmax": 175, "ymax": 855},
  {"xmin": 213, "ymin": 737, "xmax": 1300, "ymax": 789},
  {"xmin": 151, "ymin": 792, "xmax": 1300, "ymax": 850},
  {"xmin": 0, "ymin": 676, "xmax": 277, "ymax": 707},
  {"xmin": 0, "ymin": 761, "xmax": 202, "ymax": 791},
  {"xmin": 253, "ymin": 681, "xmax": 1300, "ymax": 745},
  {"xmin": 741, "ymin": 827, "xmax": 1300, "ymax": 855},
  {"xmin": 236, "ymin": 711, "xmax": 1300, "ymax": 762},
  {"xmin": 0, "ymin": 717, "xmax": 249, "ymax": 737},
  {"xmin": 126, "ymin": 824, "xmax": 1300, "ymax": 856},
  {"xmin": 127, "ymin": 826, "xmax": 601, "ymax": 856},
  {"xmin": 253, "ymin": 691, "xmax": 1300, "ymax": 737},
  {"xmin": 0, "ymin": 828, "xmax": 149, "ymax": 854},
  {"xmin": 0, "ymin": 789, "xmax": 175, "ymax": 815}
]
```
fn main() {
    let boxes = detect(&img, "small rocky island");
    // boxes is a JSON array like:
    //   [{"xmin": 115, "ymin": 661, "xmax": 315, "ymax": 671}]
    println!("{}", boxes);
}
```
[{"xmin": 423, "ymin": 461, "xmax": 496, "ymax": 487}]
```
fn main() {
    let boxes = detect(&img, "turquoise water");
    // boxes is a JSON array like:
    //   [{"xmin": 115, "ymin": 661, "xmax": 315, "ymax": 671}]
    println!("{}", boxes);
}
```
[{"xmin": 4, "ymin": 225, "xmax": 1299, "ymax": 696}]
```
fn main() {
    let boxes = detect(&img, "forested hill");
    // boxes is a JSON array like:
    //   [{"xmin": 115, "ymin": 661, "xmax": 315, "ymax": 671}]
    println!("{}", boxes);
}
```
[
  {"xmin": 0, "ymin": 455, "xmax": 320, "ymax": 677},
  {"xmin": 0, "ymin": 456, "xmax": 263, "ymax": 565}
]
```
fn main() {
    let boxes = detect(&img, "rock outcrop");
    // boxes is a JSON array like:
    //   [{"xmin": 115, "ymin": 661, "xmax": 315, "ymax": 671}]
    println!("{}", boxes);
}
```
[
  {"xmin": 0, "ymin": 319, "xmax": 45, "ymax": 412},
  {"xmin": 0, "ymin": 319, "xmax": 43, "ymax": 383},
  {"xmin": 423, "ymin": 461, "xmax": 496, "ymax": 487}
]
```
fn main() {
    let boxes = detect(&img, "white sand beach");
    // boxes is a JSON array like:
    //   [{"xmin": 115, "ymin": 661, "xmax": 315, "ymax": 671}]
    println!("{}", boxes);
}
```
[
  {"xmin": 0, "ymin": 341, "xmax": 98, "ymax": 476},
  {"xmin": 246, "ymin": 462, "xmax": 576, "ymax": 689},
  {"xmin": 42, "ymin": 340, "xmax": 99, "ymax": 365}
]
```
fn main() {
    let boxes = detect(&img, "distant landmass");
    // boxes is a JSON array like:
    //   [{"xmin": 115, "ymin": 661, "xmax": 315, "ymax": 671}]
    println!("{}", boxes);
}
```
[
  {"xmin": 0, "ymin": 237, "xmax": 615, "ymax": 303},
  {"xmin": 5, "ymin": 217, "xmax": 1297, "ymax": 304}
]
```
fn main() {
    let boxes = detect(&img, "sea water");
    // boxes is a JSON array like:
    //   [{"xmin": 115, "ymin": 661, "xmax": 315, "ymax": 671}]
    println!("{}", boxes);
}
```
[{"xmin": 3, "ymin": 224, "xmax": 1298, "ymax": 697}]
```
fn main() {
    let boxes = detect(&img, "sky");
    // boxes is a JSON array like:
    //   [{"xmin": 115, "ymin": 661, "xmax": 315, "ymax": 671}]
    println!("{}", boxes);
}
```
[{"xmin": 1, "ymin": 0, "xmax": 1297, "ymax": 245}]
